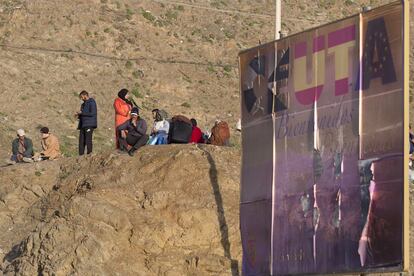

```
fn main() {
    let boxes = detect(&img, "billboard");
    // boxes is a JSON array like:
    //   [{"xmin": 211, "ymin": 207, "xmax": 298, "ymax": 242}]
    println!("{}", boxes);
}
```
[{"xmin": 239, "ymin": 1, "xmax": 409, "ymax": 275}]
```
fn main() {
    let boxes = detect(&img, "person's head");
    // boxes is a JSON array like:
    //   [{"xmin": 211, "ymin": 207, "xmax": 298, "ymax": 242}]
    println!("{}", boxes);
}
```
[
  {"xmin": 152, "ymin": 109, "xmax": 159, "ymax": 120},
  {"xmin": 16, "ymin": 129, "xmax": 25, "ymax": 139},
  {"xmin": 40, "ymin": 127, "xmax": 50, "ymax": 139},
  {"xmin": 131, "ymin": 107, "xmax": 139, "ymax": 119},
  {"xmin": 118, "ymin": 88, "xmax": 129, "ymax": 100},
  {"xmin": 79, "ymin": 90, "xmax": 89, "ymax": 101},
  {"xmin": 190, "ymin": 118, "xmax": 197, "ymax": 127}
]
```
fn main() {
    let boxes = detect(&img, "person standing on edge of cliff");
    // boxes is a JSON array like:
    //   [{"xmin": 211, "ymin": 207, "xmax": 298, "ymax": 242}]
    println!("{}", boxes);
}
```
[
  {"xmin": 75, "ymin": 90, "xmax": 97, "ymax": 155},
  {"xmin": 114, "ymin": 88, "xmax": 133, "ymax": 149},
  {"xmin": 117, "ymin": 107, "xmax": 148, "ymax": 156},
  {"xmin": 6, "ymin": 129, "xmax": 34, "ymax": 165}
]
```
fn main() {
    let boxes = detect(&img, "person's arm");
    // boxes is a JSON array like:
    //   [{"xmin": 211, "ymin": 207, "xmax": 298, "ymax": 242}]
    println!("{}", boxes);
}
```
[
  {"xmin": 12, "ymin": 140, "xmax": 18, "ymax": 155},
  {"xmin": 80, "ymin": 100, "xmax": 97, "ymax": 117},
  {"xmin": 117, "ymin": 120, "xmax": 129, "ymax": 131},
  {"xmin": 114, "ymin": 99, "xmax": 130, "ymax": 117},
  {"xmin": 134, "ymin": 120, "xmax": 147, "ymax": 136},
  {"xmin": 24, "ymin": 139, "xmax": 34, "ymax": 156}
]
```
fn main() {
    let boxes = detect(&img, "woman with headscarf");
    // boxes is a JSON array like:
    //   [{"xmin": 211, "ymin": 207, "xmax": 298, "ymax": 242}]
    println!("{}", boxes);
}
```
[{"xmin": 114, "ymin": 88, "xmax": 133, "ymax": 148}]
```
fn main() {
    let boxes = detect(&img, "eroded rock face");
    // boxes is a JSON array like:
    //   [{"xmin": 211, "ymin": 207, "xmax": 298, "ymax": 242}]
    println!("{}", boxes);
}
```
[{"xmin": 0, "ymin": 145, "xmax": 241, "ymax": 275}]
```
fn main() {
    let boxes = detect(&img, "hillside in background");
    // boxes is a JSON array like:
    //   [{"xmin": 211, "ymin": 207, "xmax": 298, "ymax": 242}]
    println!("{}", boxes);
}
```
[
  {"xmin": 0, "ymin": 0, "xmax": 411, "ymax": 157},
  {"xmin": 1, "ymin": 0, "xmax": 414, "ymax": 275}
]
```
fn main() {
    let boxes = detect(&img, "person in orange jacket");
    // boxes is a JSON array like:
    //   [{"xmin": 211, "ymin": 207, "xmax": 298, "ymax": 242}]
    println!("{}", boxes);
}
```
[{"xmin": 114, "ymin": 88, "xmax": 133, "ymax": 148}]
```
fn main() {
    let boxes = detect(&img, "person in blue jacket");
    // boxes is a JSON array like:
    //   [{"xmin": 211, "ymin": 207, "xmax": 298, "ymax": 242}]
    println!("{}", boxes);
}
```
[{"xmin": 75, "ymin": 90, "xmax": 97, "ymax": 155}]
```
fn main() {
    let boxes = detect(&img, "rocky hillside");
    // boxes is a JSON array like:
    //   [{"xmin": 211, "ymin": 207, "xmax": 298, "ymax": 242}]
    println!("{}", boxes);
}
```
[
  {"xmin": 0, "ymin": 145, "xmax": 241, "ymax": 275},
  {"xmin": 0, "ymin": 0, "xmax": 409, "ymax": 158}
]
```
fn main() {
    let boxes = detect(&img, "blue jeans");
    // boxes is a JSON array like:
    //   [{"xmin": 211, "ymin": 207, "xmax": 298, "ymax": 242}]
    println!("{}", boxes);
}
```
[{"xmin": 148, "ymin": 132, "xmax": 168, "ymax": 145}]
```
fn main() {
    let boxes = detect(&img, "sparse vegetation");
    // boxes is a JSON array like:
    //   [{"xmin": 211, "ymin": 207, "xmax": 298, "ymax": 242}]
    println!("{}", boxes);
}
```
[
  {"xmin": 175, "ymin": 5, "xmax": 184, "ymax": 11},
  {"xmin": 181, "ymin": 102, "xmax": 191, "ymax": 108},
  {"xmin": 207, "ymin": 63, "xmax": 216, "ymax": 73},
  {"xmin": 126, "ymin": 8, "xmax": 134, "ymax": 20},
  {"xmin": 223, "ymin": 30, "xmax": 235, "ymax": 39},
  {"xmin": 165, "ymin": 9, "xmax": 178, "ymax": 21},
  {"xmin": 132, "ymin": 70, "xmax": 144, "ymax": 79},
  {"xmin": 131, "ymin": 87, "xmax": 143, "ymax": 98},
  {"xmin": 125, "ymin": 60, "xmax": 133, "ymax": 68},
  {"xmin": 223, "ymin": 65, "xmax": 232, "ymax": 73},
  {"xmin": 140, "ymin": 9, "xmax": 155, "ymax": 22}
]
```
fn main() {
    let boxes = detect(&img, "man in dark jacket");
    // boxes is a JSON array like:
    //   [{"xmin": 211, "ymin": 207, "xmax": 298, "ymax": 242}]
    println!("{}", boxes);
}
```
[
  {"xmin": 117, "ymin": 107, "xmax": 148, "ymax": 156},
  {"xmin": 7, "ymin": 129, "xmax": 34, "ymax": 165},
  {"xmin": 76, "ymin": 90, "xmax": 97, "ymax": 155}
]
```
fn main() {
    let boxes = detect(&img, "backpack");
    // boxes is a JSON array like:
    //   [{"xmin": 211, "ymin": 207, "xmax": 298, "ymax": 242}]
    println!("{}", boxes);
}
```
[
  {"xmin": 169, "ymin": 115, "xmax": 193, "ymax": 143},
  {"xmin": 210, "ymin": 121, "xmax": 230, "ymax": 146}
]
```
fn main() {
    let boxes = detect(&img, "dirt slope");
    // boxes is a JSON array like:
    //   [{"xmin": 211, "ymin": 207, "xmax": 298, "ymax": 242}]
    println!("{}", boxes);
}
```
[{"xmin": 0, "ymin": 145, "xmax": 241, "ymax": 275}]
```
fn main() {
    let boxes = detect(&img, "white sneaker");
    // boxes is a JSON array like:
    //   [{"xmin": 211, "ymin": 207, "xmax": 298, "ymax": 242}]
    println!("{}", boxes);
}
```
[{"xmin": 22, "ymin": 157, "xmax": 34, "ymax": 163}]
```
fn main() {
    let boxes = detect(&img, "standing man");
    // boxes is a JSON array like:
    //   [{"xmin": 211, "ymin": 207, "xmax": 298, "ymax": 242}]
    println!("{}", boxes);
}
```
[
  {"xmin": 7, "ymin": 129, "xmax": 34, "ymax": 164},
  {"xmin": 75, "ymin": 90, "xmax": 97, "ymax": 155},
  {"xmin": 117, "ymin": 107, "xmax": 148, "ymax": 156}
]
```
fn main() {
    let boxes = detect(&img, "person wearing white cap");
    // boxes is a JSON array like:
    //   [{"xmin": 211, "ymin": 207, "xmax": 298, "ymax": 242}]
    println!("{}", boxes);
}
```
[{"xmin": 6, "ymin": 129, "xmax": 34, "ymax": 165}]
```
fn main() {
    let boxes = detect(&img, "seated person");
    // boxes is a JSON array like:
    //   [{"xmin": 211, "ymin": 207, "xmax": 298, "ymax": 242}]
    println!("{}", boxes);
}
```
[
  {"xmin": 7, "ymin": 129, "xmax": 34, "ymax": 165},
  {"xmin": 208, "ymin": 120, "xmax": 230, "ymax": 146},
  {"xmin": 117, "ymin": 107, "xmax": 148, "ymax": 156},
  {"xmin": 148, "ymin": 109, "xmax": 170, "ymax": 145},
  {"xmin": 189, "ymin": 118, "xmax": 204, "ymax": 144},
  {"xmin": 34, "ymin": 127, "xmax": 61, "ymax": 161}
]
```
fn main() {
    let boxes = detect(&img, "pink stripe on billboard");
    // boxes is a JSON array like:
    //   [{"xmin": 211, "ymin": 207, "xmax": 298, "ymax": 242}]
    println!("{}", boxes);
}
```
[
  {"xmin": 295, "ymin": 42, "xmax": 307, "ymax": 59},
  {"xmin": 295, "ymin": 85, "xmax": 324, "ymax": 105},
  {"xmin": 335, "ymin": 78, "xmax": 349, "ymax": 96},
  {"xmin": 313, "ymin": 36, "xmax": 325, "ymax": 52},
  {"xmin": 328, "ymin": 25, "xmax": 356, "ymax": 48}
]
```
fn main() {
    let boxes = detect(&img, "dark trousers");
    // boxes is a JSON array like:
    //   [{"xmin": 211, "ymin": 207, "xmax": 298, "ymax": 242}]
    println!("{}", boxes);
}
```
[
  {"xmin": 79, "ymin": 128, "xmax": 94, "ymax": 155},
  {"xmin": 119, "ymin": 133, "xmax": 148, "ymax": 151}
]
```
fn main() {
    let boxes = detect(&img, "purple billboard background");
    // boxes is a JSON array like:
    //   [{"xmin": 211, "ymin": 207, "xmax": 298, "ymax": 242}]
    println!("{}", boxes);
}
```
[{"xmin": 240, "ymin": 2, "xmax": 406, "ymax": 275}]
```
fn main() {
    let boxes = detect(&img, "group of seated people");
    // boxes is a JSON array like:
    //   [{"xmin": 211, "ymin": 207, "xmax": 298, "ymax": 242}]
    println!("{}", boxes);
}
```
[
  {"xmin": 115, "ymin": 106, "xmax": 231, "ymax": 157},
  {"xmin": 6, "ymin": 127, "xmax": 61, "ymax": 165},
  {"xmin": 113, "ymin": 88, "xmax": 231, "ymax": 156}
]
